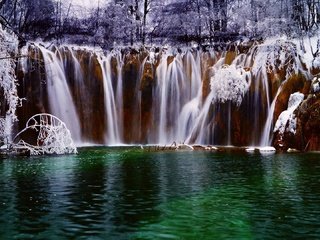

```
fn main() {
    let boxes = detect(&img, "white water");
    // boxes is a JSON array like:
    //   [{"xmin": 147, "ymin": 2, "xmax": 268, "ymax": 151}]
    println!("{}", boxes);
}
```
[
  {"xmin": 37, "ymin": 44, "xmax": 82, "ymax": 143},
  {"xmin": 260, "ymin": 87, "xmax": 282, "ymax": 146},
  {"xmin": 98, "ymin": 54, "xmax": 121, "ymax": 144},
  {"xmin": 115, "ymin": 53, "xmax": 124, "ymax": 140}
]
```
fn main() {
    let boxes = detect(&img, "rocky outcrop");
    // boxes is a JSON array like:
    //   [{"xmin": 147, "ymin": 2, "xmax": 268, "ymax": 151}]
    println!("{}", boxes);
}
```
[
  {"xmin": 274, "ymin": 73, "xmax": 310, "ymax": 123},
  {"xmin": 274, "ymin": 93, "xmax": 320, "ymax": 152},
  {"xmin": 296, "ymin": 94, "xmax": 320, "ymax": 151}
]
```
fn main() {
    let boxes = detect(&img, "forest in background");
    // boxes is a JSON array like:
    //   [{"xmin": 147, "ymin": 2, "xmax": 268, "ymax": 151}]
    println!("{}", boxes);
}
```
[{"xmin": 0, "ymin": 0, "xmax": 319, "ymax": 47}]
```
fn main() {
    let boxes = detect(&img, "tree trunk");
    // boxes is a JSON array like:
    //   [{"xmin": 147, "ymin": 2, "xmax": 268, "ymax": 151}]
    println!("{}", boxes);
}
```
[{"xmin": 142, "ymin": 0, "xmax": 148, "ymax": 45}]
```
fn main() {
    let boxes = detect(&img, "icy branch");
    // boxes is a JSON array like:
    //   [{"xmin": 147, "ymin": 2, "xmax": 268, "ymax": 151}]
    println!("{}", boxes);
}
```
[
  {"xmin": 0, "ymin": 25, "xmax": 19, "ymax": 143},
  {"xmin": 12, "ymin": 114, "xmax": 77, "ymax": 155}
]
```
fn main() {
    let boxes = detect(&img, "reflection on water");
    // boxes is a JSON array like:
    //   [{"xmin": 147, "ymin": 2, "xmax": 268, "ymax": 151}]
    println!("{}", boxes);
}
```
[{"xmin": 0, "ymin": 148, "xmax": 320, "ymax": 239}]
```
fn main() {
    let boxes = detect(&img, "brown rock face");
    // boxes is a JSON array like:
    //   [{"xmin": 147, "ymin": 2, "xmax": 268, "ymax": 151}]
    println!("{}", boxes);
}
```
[
  {"xmin": 274, "ymin": 73, "xmax": 310, "ymax": 123},
  {"xmin": 201, "ymin": 52, "xmax": 220, "ymax": 102},
  {"xmin": 122, "ymin": 53, "xmax": 141, "ymax": 142},
  {"xmin": 202, "ymin": 67, "xmax": 213, "ymax": 102},
  {"xmin": 224, "ymin": 51, "xmax": 237, "ymax": 65},
  {"xmin": 74, "ymin": 52, "xmax": 106, "ymax": 143},
  {"xmin": 295, "ymin": 94, "xmax": 320, "ymax": 151},
  {"xmin": 16, "ymin": 46, "xmax": 107, "ymax": 144},
  {"xmin": 273, "ymin": 94, "xmax": 320, "ymax": 152},
  {"xmin": 16, "ymin": 47, "xmax": 50, "ymax": 141},
  {"xmin": 140, "ymin": 62, "xmax": 154, "ymax": 143}
]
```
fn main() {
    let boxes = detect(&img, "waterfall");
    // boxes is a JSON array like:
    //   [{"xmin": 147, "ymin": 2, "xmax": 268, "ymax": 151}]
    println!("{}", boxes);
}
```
[
  {"xmin": 153, "ymin": 50, "xmax": 204, "ymax": 144},
  {"xmin": 260, "ymin": 87, "xmax": 282, "ymax": 146},
  {"xmin": 98, "ymin": 54, "xmax": 121, "ymax": 144},
  {"xmin": 115, "ymin": 53, "xmax": 124, "ymax": 141},
  {"xmin": 17, "ymin": 40, "xmax": 308, "ymax": 147},
  {"xmin": 156, "ymin": 54, "xmax": 185, "ymax": 144},
  {"xmin": 37, "ymin": 44, "xmax": 82, "ymax": 143}
]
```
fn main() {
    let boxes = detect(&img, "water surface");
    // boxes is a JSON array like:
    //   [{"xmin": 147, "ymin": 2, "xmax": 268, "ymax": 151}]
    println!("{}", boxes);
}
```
[{"xmin": 0, "ymin": 147, "xmax": 319, "ymax": 239}]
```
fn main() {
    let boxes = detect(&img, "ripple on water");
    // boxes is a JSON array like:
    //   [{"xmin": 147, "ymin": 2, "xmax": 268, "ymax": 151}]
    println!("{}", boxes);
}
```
[{"xmin": 0, "ymin": 148, "xmax": 320, "ymax": 239}]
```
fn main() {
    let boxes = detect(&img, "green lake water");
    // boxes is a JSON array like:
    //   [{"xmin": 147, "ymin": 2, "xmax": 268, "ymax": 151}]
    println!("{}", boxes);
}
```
[{"xmin": 0, "ymin": 147, "xmax": 319, "ymax": 239}]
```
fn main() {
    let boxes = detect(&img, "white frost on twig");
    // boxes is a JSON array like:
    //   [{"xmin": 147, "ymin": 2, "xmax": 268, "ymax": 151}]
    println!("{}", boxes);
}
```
[
  {"xmin": 0, "ymin": 25, "xmax": 19, "ymax": 143},
  {"xmin": 13, "ymin": 114, "xmax": 77, "ymax": 155}
]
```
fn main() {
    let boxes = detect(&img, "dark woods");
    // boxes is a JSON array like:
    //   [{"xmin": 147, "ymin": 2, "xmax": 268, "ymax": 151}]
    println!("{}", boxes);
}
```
[{"xmin": 0, "ymin": 0, "xmax": 319, "ymax": 48}]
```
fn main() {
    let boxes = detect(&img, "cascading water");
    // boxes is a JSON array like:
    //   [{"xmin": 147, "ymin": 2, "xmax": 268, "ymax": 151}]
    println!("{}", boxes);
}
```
[
  {"xmin": 156, "ymin": 54, "xmax": 185, "ymax": 144},
  {"xmin": 36, "ymin": 44, "xmax": 82, "ymax": 143},
  {"xmin": 260, "ymin": 87, "xmax": 282, "ymax": 146},
  {"xmin": 17, "ymin": 39, "xmax": 309, "ymax": 147},
  {"xmin": 98, "ymin": 54, "xmax": 121, "ymax": 144},
  {"xmin": 115, "ymin": 53, "xmax": 124, "ymax": 140}
]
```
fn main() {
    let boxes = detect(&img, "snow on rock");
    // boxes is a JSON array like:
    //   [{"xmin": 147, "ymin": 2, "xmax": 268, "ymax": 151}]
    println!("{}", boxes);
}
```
[
  {"xmin": 312, "ymin": 76, "xmax": 320, "ymax": 93},
  {"xmin": 295, "ymin": 37, "xmax": 320, "ymax": 72},
  {"xmin": 251, "ymin": 39, "xmax": 298, "ymax": 77},
  {"xmin": 210, "ymin": 64, "xmax": 249, "ymax": 106},
  {"xmin": 274, "ymin": 92, "xmax": 305, "ymax": 134},
  {"xmin": 313, "ymin": 56, "xmax": 320, "ymax": 69}
]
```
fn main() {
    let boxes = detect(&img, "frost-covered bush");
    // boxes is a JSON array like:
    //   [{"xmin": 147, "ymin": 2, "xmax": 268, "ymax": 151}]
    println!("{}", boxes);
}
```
[
  {"xmin": 210, "ymin": 65, "xmax": 250, "ymax": 106},
  {"xmin": 0, "ymin": 25, "xmax": 19, "ymax": 142},
  {"xmin": 251, "ymin": 39, "xmax": 298, "ymax": 78},
  {"xmin": 274, "ymin": 92, "xmax": 304, "ymax": 134},
  {"xmin": 13, "ymin": 114, "xmax": 77, "ymax": 155}
]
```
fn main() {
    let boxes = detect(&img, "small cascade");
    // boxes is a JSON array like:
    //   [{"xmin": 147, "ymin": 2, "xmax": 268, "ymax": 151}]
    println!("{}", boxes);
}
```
[
  {"xmin": 177, "ymin": 98, "xmax": 200, "ymax": 143},
  {"xmin": 97, "ymin": 54, "xmax": 121, "ymax": 144},
  {"xmin": 155, "ymin": 53, "xmax": 185, "ymax": 143},
  {"xmin": 153, "ymin": 50, "xmax": 204, "ymax": 144},
  {"xmin": 185, "ymin": 90, "xmax": 216, "ymax": 144},
  {"xmin": 115, "ymin": 53, "xmax": 124, "ymax": 140},
  {"xmin": 260, "ymin": 87, "xmax": 282, "ymax": 146},
  {"xmin": 37, "ymin": 44, "xmax": 82, "ymax": 143}
]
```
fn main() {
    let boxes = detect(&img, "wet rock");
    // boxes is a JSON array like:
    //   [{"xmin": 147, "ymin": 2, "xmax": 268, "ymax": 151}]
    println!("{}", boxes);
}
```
[
  {"xmin": 295, "ymin": 94, "xmax": 320, "ymax": 151},
  {"xmin": 140, "ymin": 62, "xmax": 154, "ymax": 143},
  {"xmin": 274, "ymin": 73, "xmax": 310, "ymax": 123},
  {"xmin": 16, "ymin": 46, "xmax": 50, "ymax": 141},
  {"xmin": 167, "ymin": 56, "xmax": 175, "ymax": 66},
  {"xmin": 123, "ymin": 53, "xmax": 141, "ymax": 142},
  {"xmin": 202, "ymin": 67, "xmax": 214, "ymax": 102},
  {"xmin": 224, "ymin": 51, "xmax": 236, "ymax": 65},
  {"xmin": 274, "ymin": 93, "xmax": 320, "ymax": 151}
]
